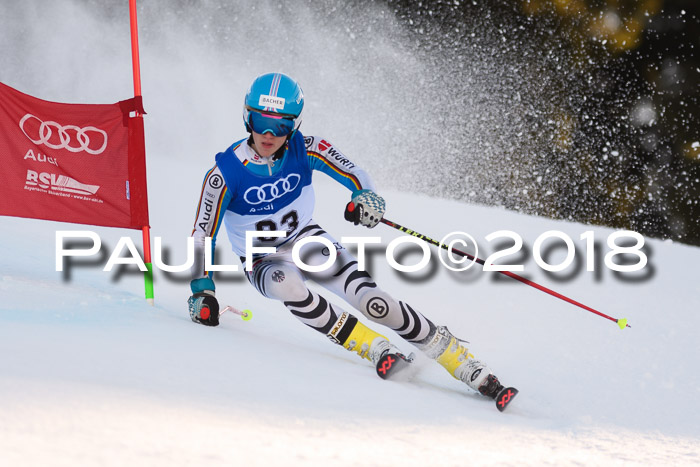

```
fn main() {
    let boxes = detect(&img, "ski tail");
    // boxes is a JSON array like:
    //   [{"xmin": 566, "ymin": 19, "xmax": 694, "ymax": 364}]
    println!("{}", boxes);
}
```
[
  {"xmin": 376, "ymin": 352, "xmax": 415, "ymax": 380},
  {"xmin": 495, "ymin": 387, "xmax": 519, "ymax": 412}
]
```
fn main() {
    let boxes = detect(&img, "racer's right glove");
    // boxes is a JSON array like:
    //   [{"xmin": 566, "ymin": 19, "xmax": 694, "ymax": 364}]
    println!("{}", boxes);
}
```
[{"xmin": 188, "ymin": 290, "xmax": 220, "ymax": 327}]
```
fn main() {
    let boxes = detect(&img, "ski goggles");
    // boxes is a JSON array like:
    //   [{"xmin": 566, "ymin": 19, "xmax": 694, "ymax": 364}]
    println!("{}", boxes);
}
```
[{"xmin": 246, "ymin": 108, "xmax": 296, "ymax": 137}]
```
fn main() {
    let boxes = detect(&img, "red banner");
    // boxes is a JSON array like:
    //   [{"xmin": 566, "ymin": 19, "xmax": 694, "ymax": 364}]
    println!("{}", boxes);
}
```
[{"xmin": 0, "ymin": 81, "xmax": 149, "ymax": 230}]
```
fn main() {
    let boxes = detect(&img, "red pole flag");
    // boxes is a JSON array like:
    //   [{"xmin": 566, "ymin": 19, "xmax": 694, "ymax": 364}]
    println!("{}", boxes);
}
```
[{"xmin": 0, "ymin": 81, "xmax": 149, "ymax": 230}]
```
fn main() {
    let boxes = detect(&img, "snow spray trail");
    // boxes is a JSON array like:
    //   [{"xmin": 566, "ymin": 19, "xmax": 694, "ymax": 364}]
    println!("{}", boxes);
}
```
[{"xmin": 1, "ymin": 0, "xmax": 566, "ymax": 210}]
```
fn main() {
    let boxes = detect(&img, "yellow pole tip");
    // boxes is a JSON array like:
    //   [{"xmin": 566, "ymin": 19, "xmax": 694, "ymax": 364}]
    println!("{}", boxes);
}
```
[
  {"xmin": 617, "ymin": 318, "xmax": 628, "ymax": 330},
  {"xmin": 241, "ymin": 309, "xmax": 253, "ymax": 321}
]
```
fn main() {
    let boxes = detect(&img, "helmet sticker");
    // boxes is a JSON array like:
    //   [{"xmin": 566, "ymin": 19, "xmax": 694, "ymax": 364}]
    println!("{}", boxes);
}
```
[{"xmin": 259, "ymin": 95, "xmax": 285, "ymax": 110}]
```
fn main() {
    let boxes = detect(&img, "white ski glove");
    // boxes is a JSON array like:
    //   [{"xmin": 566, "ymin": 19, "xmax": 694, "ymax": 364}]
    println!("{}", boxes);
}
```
[{"xmin": 344, "ymin": 190, "xmax": 386, "ymax": 228}]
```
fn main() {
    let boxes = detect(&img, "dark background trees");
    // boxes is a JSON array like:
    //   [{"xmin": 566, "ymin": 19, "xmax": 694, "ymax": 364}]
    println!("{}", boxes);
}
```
[{"xmin": 383, "ymin": 0, "xmax": 700, "ymax": 245}]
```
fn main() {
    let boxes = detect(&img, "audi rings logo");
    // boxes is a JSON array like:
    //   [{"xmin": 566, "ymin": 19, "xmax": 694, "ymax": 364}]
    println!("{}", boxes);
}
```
[
  {"xmin": 244, "ymin": 173, "xmax": 301, "ymax": 205},
  {"xmin": 19, "ymin": 114, "xmax": 108, "ymax": 155}
]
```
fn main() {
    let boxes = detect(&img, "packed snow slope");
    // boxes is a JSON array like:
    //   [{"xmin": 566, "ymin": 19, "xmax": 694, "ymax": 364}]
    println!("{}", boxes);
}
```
[
  {"xmin": 1, "ymin": 1, "xmax": 700, "ymax": 464},
  {"xmin": 1, "ymin": 175, "xmax": 699, "ymax": 466}
]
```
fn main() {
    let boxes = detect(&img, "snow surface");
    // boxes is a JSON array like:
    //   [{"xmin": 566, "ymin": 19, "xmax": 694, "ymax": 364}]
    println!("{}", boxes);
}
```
[
  {"xmin": 2, "ymin": 176, "xmax": 700, "ymax": 466},
  {"xmin": 2, "ymin": 1, "xmax": 700, "ymax": 465}
]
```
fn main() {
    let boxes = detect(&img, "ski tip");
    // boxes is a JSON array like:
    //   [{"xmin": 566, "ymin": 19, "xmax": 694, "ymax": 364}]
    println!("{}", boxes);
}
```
[
  {"xmin": 241, "ymin": 309, "xmax": 253, "ymax": 321},
  {"xmin": 495, "ymin": 387, "xmax": 518, "ymax": 412},
  {"xmin": 617, "ymin": 318, "xmax": 629, "ymax": 330}
]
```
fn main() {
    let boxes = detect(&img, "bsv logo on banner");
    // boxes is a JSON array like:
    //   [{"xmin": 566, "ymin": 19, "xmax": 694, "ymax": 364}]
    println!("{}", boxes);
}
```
[
  {"xmin": 19, "ymin": 114, "xmax": 108, "ymax": 155},
  {"xmin": 25, "ymin": 170, "xmax": 100, "ymax": 196},
  {"xmin": 244, "ymin": 173, "xmax": 301, "ymax": 205}
]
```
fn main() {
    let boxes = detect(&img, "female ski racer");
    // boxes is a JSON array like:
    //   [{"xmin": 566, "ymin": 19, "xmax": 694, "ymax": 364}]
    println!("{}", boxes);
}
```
[{"xmin": 188, "ymin": 72, "xmax": 508, "ymax": 400}]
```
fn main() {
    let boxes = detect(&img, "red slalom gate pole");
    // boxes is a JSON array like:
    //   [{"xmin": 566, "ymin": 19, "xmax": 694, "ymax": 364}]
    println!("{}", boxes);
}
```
[
  {"xmin": 380, "ymin": 217, "xmax": 630, "ymax": 329},
  {"xmin": 129, "ymin": 0, "xmax": 154, "ymax": 304},
  {"xmin": 129, "ymin": 0, "xmax": 143, "ymax": 98}
]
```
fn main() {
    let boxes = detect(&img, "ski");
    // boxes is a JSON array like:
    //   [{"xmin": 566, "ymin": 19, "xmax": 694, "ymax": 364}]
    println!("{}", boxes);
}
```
[
  {"xmin": 494, "ymin": 386, "xmax": 519, "ymax": 412},
  {"xmin": 375, "ymin": 352, "xmax": 414, "ymax": 380},
  {"xmin": 376, "ymin": 353, "xmax": 518, "ymax": 412}
]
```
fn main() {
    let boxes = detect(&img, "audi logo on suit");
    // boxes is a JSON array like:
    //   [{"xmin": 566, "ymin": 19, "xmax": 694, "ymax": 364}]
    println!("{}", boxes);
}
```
[{"xmin": 243, "ymin": 173, "xmax": 301, "ymax": 205}]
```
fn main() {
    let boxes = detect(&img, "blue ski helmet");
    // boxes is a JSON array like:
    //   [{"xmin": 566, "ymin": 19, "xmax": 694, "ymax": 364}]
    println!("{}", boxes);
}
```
[{"xmin": 243, "ymin": 72, "xmax": 304, "ymax": 138}]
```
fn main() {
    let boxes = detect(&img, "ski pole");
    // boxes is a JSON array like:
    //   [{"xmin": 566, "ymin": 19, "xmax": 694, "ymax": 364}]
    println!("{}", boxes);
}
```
[
  {"xmin": 219, "ymin": 305, "xmax": 253, "ymax": 321},
  {"xmin": 380, "ymin": 217, "xmax": 630, "ymax": 329}
]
